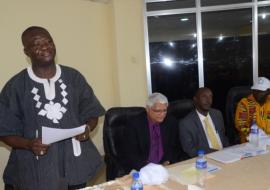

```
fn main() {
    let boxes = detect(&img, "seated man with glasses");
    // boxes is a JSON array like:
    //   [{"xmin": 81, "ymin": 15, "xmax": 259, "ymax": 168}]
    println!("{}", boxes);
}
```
[{"xmin": 123, "ymin": 93, "xmax": 184, "ymax": 173}]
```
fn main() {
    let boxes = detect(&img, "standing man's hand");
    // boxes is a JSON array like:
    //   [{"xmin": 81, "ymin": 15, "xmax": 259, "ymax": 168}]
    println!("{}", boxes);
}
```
[
  {"xmin": 29, "ymin": 138, "xmax": 50, "ymax": 156},
  {"xmin": 75, "ymin": 125, "xmax": 90, "ymax": 141},
  {"xmin": 1, "ymin": 136, "xmax": 50, "ymax": 156},
  {"xmin": 75, "ymin": 117, "xmax": 98, "ymax": 141}
]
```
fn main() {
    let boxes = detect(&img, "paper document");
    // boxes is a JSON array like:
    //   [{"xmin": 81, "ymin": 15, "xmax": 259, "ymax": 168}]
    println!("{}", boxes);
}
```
[
  {"xmin": 188, "ymin": 184, "xmax": 204, "ymax": 190},
  {"xmin": 42, "ymin": 125, "xmax": 86, "ymax": 144},
  {"xmin": 259, "ymin": 137, "xmax": 270, "ymax": 146},
  {"xmin": 207, "ymin": 150, "xmax": 242, "ymax": 164},
  {"xmin": 168, "ymin": 163, "xmax": 214, "ymax": 185},
  {"xmin": 207, "ymin": 143, "xmax": 269, "ymax": 164},
  {"xmin": 169, "ymin": 164, "xmax": 198, "ymax": 185},
  {"xmin": 231, "ymin": 143, "xmax": 269, "ymax": 157}
]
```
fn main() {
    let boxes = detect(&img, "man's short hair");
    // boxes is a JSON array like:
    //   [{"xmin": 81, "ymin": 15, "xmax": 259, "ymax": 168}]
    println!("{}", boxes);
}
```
[
  {"xmin": 21, "ymin": 26, "xmax": 51, "ymax": 46},
  {"xmin": 146, "ymin": 92, "xmax": 168, "ymax": 108}
]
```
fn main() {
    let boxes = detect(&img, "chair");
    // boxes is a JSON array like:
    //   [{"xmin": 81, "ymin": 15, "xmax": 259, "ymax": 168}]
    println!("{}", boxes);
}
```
[
  {"xmin": 103, "ymin": 107, "xmax": 145, "ymax": 181},
  {"xmin": 225, "ymin": 86, "xmax": 251, "ymax": 145},
  {"xmin": 103, "ymin": 100, "xmax": 194, "ymax": 180},
  {"xmin": 167, "ymin": 99, "xmax": 194, "ymax": 120},
  {"xmin": 167, "ymin": 99, "xmax": 194, "ymax": 160}
]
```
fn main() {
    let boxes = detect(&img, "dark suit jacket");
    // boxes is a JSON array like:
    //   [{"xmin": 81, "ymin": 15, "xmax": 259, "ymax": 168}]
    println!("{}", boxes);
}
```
[
  {"xmin": 123, "ymin": 111, "xmax": 184, "ymax": 172},
  {"xmin": 179, "ymin": 108, "xmax": 229, "ymax": 158}
]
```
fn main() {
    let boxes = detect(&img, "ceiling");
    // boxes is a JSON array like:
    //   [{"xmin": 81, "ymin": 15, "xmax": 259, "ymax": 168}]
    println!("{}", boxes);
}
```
[{"xmin": 147, "ymin": 2, "xmax": 270, "ymax": 42}]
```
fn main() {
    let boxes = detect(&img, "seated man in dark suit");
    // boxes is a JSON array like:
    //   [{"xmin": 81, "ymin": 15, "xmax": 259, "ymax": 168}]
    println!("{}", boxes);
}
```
[
  {"xmin": 123, "ymin": 93, "xmax": 184, "ymax": 172},
  {"xmin": 179, "ymin": 87, "xmax": 229, "ymax": 158}
]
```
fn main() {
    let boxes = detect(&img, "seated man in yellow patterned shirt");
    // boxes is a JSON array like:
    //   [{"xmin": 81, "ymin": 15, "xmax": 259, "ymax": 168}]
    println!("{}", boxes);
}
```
[{"xmin": 235, "ymin": 77, "xmax": 270, "ymax": 143}]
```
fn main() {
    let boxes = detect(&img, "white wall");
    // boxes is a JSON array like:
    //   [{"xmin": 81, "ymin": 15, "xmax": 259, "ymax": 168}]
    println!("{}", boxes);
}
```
[{"xmin": 0, "ymin": 0, "xmax": 147, "ymax": 189}]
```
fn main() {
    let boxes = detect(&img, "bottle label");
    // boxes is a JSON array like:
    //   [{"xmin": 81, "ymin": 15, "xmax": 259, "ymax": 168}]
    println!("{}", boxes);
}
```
[
  {"xmin": 196, "ymin": 160, "xmax": 207, "ymax": 169},
  {"xmin": 250, "ymin": 128, "xmax": 259, "ymax": 134},
  {"xmin": 131, "ymin": 187, "xmax": 143, "ymax": 190}
]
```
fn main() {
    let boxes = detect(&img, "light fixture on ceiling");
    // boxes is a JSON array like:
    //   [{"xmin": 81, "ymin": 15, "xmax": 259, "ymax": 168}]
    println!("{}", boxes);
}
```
[
  {"xmin": 218, "ymin": 34, "xmax": 224, "ymax": 42},
  {"xmin": 168, "ymin": 41, "xmax": 174, "ymax": 47},
  {"xmin": 162, "ymin": 57, "xmax": 173, "ymax": 67},
  {"xmin": 180, "ymin": 18, "xmax": 189, "ymax": 22},
  {"xmin": 191, "ymin": 43, "xmax": 196, "ymax": 48},
  {"xmin": 261, "ymin": 13, "xmax": 267, "ymax": 19}
]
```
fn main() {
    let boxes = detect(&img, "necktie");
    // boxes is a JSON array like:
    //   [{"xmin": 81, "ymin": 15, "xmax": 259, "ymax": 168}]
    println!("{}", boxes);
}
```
[
  {"xmin": 204, "ymin": 117, "xmax": 221, "ymax": 150},
  {"xmin": 148, "ymin": 124, "xmax": 163, "ymax": 163},
  {"xmin": 152, "ymin": 125, "xmax": 160, "ymax": 158}
]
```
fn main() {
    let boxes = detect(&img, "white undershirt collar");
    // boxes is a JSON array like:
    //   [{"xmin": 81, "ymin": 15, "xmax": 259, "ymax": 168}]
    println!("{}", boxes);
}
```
[
  {"xmin": 27, "ymin": 64, "xmax": 61, "ymax": 83},
  {"xmin": 27, "ymin": 64, "xmax": 61, "ymax": 100}
]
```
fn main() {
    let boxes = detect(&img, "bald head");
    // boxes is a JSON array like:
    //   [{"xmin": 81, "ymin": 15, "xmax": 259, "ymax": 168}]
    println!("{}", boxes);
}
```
[
  {"xmin": 22, "ymin": 26, "xmax": 51, "ymax": 47},
  {"xmin": 21, "ymin": 26, "xmax": 56, "ymax": 66}
]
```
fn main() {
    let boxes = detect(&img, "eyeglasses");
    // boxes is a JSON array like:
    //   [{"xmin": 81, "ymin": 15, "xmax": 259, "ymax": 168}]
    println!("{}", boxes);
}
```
[{"xmin": 151, "ymin": 108, "xmax": 167, "ymax": 114}]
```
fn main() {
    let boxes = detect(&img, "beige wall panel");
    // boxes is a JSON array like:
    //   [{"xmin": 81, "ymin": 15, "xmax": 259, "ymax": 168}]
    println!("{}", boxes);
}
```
[{"xmin": 112, "ymin": 0, "xmax": 148, "ymax": 107}]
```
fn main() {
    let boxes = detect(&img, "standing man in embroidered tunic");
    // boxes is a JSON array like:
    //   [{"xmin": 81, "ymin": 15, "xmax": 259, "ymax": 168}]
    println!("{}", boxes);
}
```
[
  {"xmin": 0, "ymin": 26, "xmax": 105, "ymax": 190},
  {"xmin": 235, "ymin": 77, "xmax": 270, "ymax": 143}
]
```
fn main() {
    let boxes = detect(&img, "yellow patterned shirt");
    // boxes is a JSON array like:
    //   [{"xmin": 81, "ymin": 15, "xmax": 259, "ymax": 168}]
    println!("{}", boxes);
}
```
[{"xmin": 235, "ymin": 94, "xmax": 270, "ymax": 143}]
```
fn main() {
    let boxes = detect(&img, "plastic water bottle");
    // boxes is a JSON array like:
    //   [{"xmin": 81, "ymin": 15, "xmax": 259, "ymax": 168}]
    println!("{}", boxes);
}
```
[
  {"xmin": 130, "ymin": 172, "xmax": 143, "ymax": 190},
  {"xmin": 249, "ymin": 121, "xmax": 259, "ymax": 147},
  {"xmin": 195, "ymin": 150, "xmax": 207, "ymax": 188}
]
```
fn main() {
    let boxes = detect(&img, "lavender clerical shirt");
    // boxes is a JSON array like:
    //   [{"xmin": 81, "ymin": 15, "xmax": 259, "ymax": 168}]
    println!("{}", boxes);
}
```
[{"xmin": 147, "ymin": 118, "xmax": 164, "ymax": 163}]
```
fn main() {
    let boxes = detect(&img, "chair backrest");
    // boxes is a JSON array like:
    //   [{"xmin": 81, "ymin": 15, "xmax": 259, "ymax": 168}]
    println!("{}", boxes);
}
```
[
  {"xmin": 225, "ymin": 86, "xmax": 251, "ymax": 145},
  {"xmin": 103, "ymin": 107, "xmax": 145, "ymax": 181},
  {"xmin": 167, "ymin": 99, "xmax": 194, "ymax": 160},
  {"xmin": 103, "ymin": 101, "xmax": 194, "ymax": 180},
  {"xmin": 167, "ymin": 99, "xmax": 194, "ymax": 120}
]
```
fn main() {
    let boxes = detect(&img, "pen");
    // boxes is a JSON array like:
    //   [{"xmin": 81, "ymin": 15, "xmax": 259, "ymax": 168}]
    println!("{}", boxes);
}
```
[
  {"xmin": 36, "ymin": 129, "xmax": 39, "ymax": 160},
  {"xmin": 241, "ymin": 153, "xmax": 253, "ymax": 159},
  {"xmin": 208, "ymin": 168, "xmax": 219, "ymax": 173}
]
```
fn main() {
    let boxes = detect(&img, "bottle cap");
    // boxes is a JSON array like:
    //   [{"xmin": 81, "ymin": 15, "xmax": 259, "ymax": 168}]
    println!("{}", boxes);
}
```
[
  {"xmin": 132, "ymin": 172, "xmax": 139, "ymax": 179},
  {"xmin": 197, "ymin": 150, "xmax": 205, "ymax": 156}
]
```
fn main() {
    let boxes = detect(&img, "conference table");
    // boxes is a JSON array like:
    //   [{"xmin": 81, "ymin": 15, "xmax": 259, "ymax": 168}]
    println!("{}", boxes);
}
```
[{"xmin": 83, "ymin": 145, "xmax": 270, "ymax": 190}]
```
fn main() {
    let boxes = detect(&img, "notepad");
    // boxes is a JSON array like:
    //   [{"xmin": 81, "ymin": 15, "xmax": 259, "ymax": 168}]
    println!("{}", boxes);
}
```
[
  {"xmin": 168, "ymin": 163, "xmax": 215, "ymax": 185},
  {"xmin": 207, "ymin": 143, "xmax": 269, "ymax": 164},
  {"xmin": 207, "ymin": 150, "xmax": 242, "ymax": 164}
]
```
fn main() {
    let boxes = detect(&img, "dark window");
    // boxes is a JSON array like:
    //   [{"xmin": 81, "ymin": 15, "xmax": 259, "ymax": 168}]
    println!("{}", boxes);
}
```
[
  {"xmin": 258, "ymin": 6, "xmax": 270, "ymax": 78},
  {"xmin": 202, "ymin": 9, "xmax": 253, "ymax": 112},
  {"xmin": 148, "ymin": 14, "xmax": 198, "ymax": 101}
]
